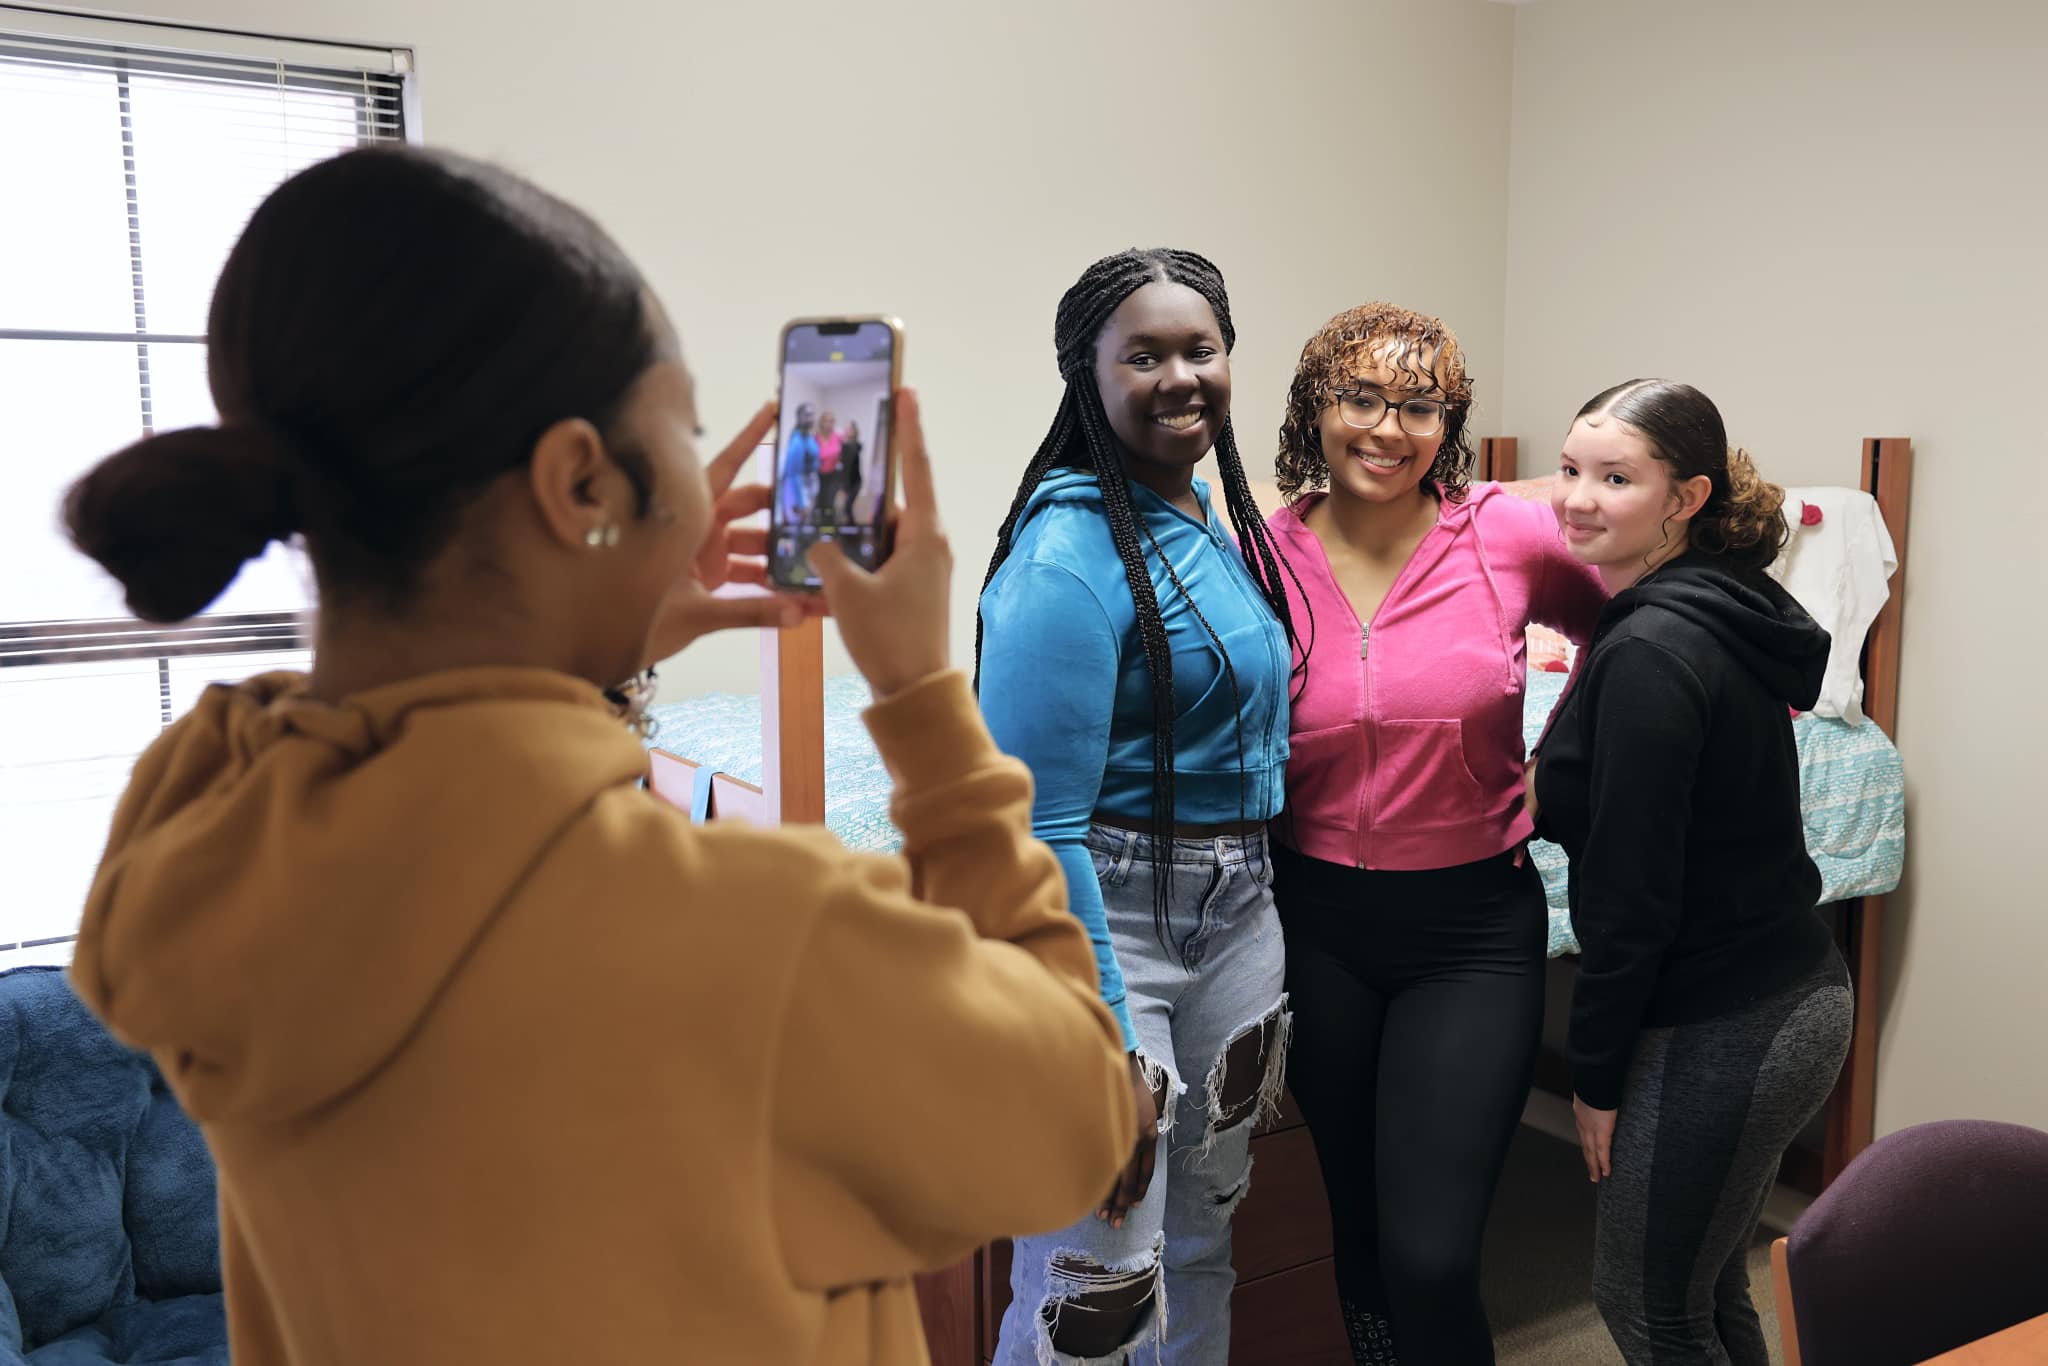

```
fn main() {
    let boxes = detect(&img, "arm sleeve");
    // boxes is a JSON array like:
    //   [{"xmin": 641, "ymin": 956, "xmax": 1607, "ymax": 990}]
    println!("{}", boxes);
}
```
[
  {"xmin": 1566, "ymin": 638, "xmax": 1709, "ymax": 1109},
  {"xmin": 769, "ymin": 671, "xmax": 1134, "ymax": 1287},
  {"xmin": 1532, "ymin": 519, "xmax": 1610, "ymax": 646},
  {"xmin": 977, "ymin": 559, "xmax": 1138, "ymax": 1050}
]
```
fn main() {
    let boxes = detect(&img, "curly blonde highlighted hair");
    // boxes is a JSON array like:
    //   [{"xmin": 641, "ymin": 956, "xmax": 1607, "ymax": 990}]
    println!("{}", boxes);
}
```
[{"xmin": 1275, "ymin": 302, "xmax": 1476, "ymax": 503}]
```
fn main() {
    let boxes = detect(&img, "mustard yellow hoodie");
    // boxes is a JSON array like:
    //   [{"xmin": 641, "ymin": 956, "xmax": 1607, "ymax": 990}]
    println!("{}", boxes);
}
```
[{"xmin": 69, "ymin": 666, "xmax": 1132, "ymax": 1365}]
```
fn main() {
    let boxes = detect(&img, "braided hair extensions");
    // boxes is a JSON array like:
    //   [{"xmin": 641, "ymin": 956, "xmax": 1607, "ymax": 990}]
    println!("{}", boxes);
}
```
[{"xmin": 976, "ymin": 248, "xmax": 1303, "ymax": 951}]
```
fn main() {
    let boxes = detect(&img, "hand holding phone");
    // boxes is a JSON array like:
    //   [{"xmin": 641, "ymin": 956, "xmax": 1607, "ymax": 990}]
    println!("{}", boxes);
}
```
[
  {"xmin": 645, "ymin": 400, "xmax": 821, "ymax": 661},
  {"xmin": 769, "ymin": 317, "xmax": 903, "ymax": 591},
  {"xmin": 808, "ymin": 388, "xmax": 950, "ymax": 700}
]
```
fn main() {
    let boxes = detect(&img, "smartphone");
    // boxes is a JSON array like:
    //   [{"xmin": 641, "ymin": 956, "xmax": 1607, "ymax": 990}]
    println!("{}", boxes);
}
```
[{"xmin": 768, "ymin": 316, "xmax": 904, "ymax": 590}]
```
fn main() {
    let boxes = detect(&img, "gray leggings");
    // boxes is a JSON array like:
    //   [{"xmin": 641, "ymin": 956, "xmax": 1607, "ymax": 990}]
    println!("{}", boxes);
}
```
[{"xmin": 1591, "ymin": 945, "xmax": 1853, "ymax": 1365}]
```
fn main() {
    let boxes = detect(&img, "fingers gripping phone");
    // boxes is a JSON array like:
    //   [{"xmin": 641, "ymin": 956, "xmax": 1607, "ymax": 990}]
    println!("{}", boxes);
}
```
[{"xmin": 769, "ymin": 317, "xmax": 904, "ymax": 590}]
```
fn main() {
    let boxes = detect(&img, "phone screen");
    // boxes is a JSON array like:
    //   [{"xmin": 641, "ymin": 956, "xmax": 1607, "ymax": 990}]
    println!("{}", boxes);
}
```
[{"xmin": 769, "ymin": 320, "xmax": 897, "ymax": 589}]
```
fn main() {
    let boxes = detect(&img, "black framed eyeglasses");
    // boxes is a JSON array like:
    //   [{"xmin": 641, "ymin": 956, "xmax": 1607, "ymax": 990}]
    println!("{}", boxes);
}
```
[{"xmin": 1333, "ymin": 389, "xmax": 1451, "ymax": 437}]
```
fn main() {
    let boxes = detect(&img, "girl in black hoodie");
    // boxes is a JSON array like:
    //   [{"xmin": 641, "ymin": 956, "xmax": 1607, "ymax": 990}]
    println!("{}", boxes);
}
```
[{"xmin": 1529, "ymin": 380, "xmax": 1852, "ymax": 1366}]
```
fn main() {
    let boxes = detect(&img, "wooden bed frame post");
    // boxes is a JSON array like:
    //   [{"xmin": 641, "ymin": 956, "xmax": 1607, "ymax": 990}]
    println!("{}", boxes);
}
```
[
  {"xmin": 645, "ymin": 617, "xmax": 828, "ymax": 828},
  {"xmin": 758, "ymin": 617, "xmax": 826, "ymax": 825},
  {"xmin": 1820, "ymin": 436, "xmax": 1913, "ymax": 1185},
  {"xmin": 1480, "ymin": 435, "xmax": 1519, "ymax": 484},
  {"xmin": 1857, "ymin": 438, "xmax": 1913, "ymax": 741}
]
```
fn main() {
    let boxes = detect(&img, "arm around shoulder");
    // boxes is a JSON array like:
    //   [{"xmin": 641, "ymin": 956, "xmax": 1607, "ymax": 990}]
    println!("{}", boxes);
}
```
[{"xmin": 1507, "ymin": 494, "xmax": 1607, "ymax": 644}]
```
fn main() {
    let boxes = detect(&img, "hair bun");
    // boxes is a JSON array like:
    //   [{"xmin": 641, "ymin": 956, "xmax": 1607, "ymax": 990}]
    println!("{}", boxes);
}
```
[
  {"xmin": 64, "ymin": 423, "xmax": 299, "ymax": 622},
  {"xmin": 1694, "ymin": 445, "xmax": 1789, "ymax": 571}
]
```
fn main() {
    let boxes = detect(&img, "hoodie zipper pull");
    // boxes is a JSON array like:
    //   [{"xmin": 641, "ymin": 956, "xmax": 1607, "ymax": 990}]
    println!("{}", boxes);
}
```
[{"xmin": 1359, "ymin": 623, "xmax": 1371, "ymax": 660}]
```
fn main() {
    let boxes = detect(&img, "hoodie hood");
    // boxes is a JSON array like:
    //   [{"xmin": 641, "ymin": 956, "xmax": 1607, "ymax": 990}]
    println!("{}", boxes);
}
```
[
  {"xmin": 1607, "ymin": 553, "xmax": 1830, "ymax": 710},
  {"xmin": 1015, "ymin": 467, "xmax": 1213, "ymax": 538},
  {"xmin": 69, "ymin": 667, "xmax": 649, "ymax": 1124},
  {"xmin": 1018, "ymin": 467, "xmax": 1106, "ymax": 531}
]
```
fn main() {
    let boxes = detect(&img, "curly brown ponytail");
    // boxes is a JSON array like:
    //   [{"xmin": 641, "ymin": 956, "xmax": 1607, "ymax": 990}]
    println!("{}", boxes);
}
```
[
  {"xmin": 1692, "ymin": 445, "xmax": 1789, "ymax": 570},
  {"xmin": 1573, "ymin": 380, "xmax": 1789, "ymax": 573}
]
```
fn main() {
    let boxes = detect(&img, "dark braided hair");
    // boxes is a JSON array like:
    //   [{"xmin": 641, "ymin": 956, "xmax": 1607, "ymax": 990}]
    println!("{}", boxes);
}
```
[{"xmin": 975, "ymin": 248, "xmax": 1303, "ymax": 953}]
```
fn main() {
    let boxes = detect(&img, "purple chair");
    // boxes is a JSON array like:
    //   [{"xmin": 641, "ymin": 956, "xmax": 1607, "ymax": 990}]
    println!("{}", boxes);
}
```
[{"xmin": 1774, "ymin": 1119, "xmax": 2048, "ymax": 1365}]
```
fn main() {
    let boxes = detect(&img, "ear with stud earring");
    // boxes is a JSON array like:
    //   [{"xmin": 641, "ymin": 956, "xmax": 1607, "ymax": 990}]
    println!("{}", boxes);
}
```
[{"xmin": 584, "ymin": 525, "xmax": 621, "ymax": 548}]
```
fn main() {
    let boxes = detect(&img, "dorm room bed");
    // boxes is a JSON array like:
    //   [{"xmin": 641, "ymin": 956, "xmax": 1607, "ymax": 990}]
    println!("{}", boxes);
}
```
[{"xmin": 642, "ymin": 433, "xmax": 1911, "ymax": 1365}]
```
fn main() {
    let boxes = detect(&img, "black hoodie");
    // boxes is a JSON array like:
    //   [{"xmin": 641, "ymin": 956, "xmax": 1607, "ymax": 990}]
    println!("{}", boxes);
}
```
[{"xmin": 1533, "ymin": 552, "xmax": 1836, "ymax": 1109}]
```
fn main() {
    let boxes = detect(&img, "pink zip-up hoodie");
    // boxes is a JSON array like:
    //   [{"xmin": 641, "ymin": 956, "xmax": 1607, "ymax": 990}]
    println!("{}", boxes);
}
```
[{"xmin": 1267, "ymin": 483, "xmax": 1607, "ymax": 871}]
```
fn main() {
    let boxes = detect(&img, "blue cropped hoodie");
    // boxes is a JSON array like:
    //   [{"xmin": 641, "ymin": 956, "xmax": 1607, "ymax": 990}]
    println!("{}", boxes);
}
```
[{"xmin": 978, "ymin": 470, "xmax": 1291, "ymax": 1048}]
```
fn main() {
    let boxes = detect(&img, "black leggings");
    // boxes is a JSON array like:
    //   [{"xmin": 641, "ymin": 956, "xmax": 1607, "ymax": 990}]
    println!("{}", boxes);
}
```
[{"xmin": 1275, "ymin": 846, "xmax": 1547, "ymax": 1366}]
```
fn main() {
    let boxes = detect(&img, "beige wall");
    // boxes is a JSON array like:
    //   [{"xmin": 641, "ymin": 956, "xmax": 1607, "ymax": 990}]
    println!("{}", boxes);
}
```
[
  {"xmin": 113, "ymin": 0, "xmax": 1517, "ymax": 695},
  {"xmin": 1499, "ymin": 0, "xmax": 2048, "ymax": 1131}
]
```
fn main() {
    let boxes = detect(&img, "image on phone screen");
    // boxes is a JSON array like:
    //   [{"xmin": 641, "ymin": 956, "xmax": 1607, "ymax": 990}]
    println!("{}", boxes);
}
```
[{"xmin": 770, "ymin": 320, "xmax": 896, "ymax": 589}]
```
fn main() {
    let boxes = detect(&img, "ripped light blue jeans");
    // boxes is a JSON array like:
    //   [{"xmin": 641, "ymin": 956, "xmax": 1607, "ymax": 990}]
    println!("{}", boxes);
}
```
[{"xmin": 994, "ymin": 824, "xmax": 1290, "ymax": 1366}]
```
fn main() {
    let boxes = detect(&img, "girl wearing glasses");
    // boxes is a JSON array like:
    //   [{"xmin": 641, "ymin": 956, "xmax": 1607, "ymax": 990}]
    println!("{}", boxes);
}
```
[{"xmin": 1262, "ymin": 303, "xmax": 1606, "ymax": 1364}]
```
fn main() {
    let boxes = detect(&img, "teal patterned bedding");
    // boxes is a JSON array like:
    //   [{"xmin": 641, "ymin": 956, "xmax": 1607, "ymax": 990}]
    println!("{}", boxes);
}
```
[
  {"xmin": 648, "ymin": 668, "xmax": 1906, "ymax": 960},
  {"xmin": 646, "ymin": 675, "xmax": 902, "ymax": 855},
  {"xmin": 1520, "ymin": 668, "xmax": 1906, "ymax": 956}
]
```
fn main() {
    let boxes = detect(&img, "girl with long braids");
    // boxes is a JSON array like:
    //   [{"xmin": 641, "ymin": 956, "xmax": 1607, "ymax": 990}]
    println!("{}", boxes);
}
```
[
  {"xmin": 1263, "ymin": 304, "xmax": 1608, "ymax": 1364},
  {"xmin": 978, "ymin": 249, "xmax": 1301, "ymax": 1365}
]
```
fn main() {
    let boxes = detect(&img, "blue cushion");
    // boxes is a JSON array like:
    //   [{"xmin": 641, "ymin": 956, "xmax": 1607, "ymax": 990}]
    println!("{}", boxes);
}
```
[
  {"xmin": 125, "ymin": 1075, "xmax": 219, "ymax": 1302},
  {"xmin": 0, "ymin": 967, "xmax": 223, "ymax": 1363},
  {"xmin": 27, "ymin": 1295, "xmax": 225, "ymax": 1366}
]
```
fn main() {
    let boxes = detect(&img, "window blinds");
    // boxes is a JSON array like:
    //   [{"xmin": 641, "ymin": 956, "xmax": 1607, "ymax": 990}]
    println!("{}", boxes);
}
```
[{"xmin": 0, "ymin": 8, "xmax": 415, "ymax": 964}]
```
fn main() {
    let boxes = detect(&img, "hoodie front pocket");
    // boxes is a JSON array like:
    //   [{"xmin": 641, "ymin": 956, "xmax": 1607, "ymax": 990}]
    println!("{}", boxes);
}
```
[
  {"xmin": 1280, "ymin": 724, "xmax": 1358, "ymax": 834},
  {"xmin": 1373, "ymin": 719, "xmax": 1486, "ymax": 831}
]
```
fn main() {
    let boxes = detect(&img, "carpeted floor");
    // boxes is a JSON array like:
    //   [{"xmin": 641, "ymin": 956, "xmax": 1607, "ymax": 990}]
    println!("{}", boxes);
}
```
[{"xmin": 1481, "ymin": 1125, "xmax": 1783, "ymax": 1365}]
